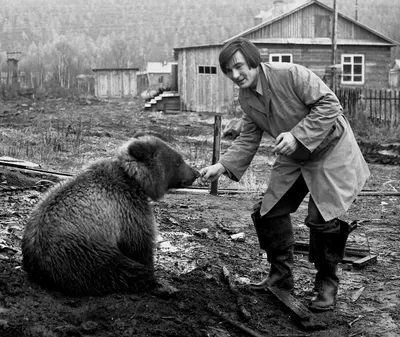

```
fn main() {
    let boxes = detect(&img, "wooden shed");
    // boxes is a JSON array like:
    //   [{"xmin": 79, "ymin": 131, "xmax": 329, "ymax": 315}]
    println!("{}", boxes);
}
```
[
  {"xmin": 92, "ymin": 68, "xmax": 138, "ymax": 98},
  {"xmin": 174, "ymin": 0, "xmax": 399, "ymax": 114}
]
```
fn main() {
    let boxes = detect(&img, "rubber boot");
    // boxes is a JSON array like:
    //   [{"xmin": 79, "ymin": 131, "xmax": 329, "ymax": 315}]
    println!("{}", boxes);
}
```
[
  {"xmin": 308, "ymin": 220, "xmax": 356, "ymax": 311},
  {"xmin": 249, "ymin": 204, "xmax": 295, "ymax": 291}
]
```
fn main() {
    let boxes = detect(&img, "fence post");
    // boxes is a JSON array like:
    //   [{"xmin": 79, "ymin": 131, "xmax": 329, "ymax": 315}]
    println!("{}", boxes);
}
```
[
  {"xmin": 211, "ymin": 113, "xmax": 222, "ymax": 195},
  {"xmin": 369, "ymin": 88, "xmax": 372, "ymax": 121},
  {"xmin": 384, "ymin": 90, "xmax": 388, "ymax": 125},
  {"xmin": 389, "ymin": 90, "xmax": 393, "ymax": 127},
  {"xmin": 379, "ymin": 90, "xmax": 382, "ymax": 123}
]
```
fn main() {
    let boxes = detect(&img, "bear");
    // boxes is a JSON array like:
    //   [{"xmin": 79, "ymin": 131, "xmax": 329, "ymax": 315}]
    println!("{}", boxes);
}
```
[{"xmin": 21, "ymin": 134, "xmax": 199, "ymax": 296}]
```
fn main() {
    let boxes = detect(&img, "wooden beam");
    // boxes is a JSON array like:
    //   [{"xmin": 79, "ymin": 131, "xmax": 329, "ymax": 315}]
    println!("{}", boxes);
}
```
[
  {"xmin": 211, "ymin": 113, "xmax": 222, "ymax": 195},
  {"xmin": 267, "ymin": 286, "xmax": 327, "ymax": 331}
]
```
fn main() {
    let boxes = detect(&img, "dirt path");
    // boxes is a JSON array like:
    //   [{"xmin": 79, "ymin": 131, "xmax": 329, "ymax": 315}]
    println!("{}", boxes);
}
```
[{"xmin": 0, "ymin": 165, "xmax": 399, "ymax": 336}]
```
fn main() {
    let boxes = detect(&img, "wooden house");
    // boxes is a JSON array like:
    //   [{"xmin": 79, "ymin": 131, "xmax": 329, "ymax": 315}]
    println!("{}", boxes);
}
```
[
  {"xmin": 92, "ymin": 68, "xmax": 138, "ymax": 98},
  {"xmin": 173, "ymin": 0, "xmax": 399, "ymax": 114},
  {"xmin": 137, "ymin": 62, "xmax": 177, "ymax": 93}
]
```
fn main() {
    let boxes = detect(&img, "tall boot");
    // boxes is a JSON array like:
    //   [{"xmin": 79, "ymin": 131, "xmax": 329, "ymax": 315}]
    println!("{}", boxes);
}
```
[
  {"xmin": 249, "ymin": 205, "xmax": 295, "ymax": 291},
  {"xmin": 308, "ymin": 219, "xmax": 356, "ymax": 311}
]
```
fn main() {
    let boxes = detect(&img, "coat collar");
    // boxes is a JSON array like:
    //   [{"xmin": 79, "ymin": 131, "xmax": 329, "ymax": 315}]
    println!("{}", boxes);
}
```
[{"xmin": 239, "ymin": 64, "xmax": 271, "ymax": 114}]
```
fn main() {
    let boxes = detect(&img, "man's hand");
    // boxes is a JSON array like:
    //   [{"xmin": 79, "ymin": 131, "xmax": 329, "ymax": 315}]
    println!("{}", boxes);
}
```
[
  {"xmin": 272, "ymin": 132, "xmax": 299, "ymax": 156},
  {"xmin": 199, "ymin": 163, "xmax": 226, "ymax": 183}
]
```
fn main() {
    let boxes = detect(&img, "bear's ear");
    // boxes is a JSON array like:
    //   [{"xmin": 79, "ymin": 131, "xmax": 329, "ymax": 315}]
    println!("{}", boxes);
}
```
[{"xmin": 127, "ymin": 139, "xmax": 156, "ymax": 162}]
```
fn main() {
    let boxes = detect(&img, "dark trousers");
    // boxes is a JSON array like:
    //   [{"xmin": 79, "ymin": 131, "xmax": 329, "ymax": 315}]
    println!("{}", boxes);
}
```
[{"xmin": 263, "ymin": 175, "xmax": 340, "ymax": 234}]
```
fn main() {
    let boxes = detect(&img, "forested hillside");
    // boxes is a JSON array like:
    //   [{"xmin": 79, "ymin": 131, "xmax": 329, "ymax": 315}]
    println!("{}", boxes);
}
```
[{"xmin": 0, "ymin": 0, "xmax": 398, "ymax": 91}]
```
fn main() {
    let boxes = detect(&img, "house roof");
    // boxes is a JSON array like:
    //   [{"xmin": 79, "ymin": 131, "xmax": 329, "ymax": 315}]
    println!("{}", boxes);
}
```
[
  {"xmin": 225, "ymin": 0, "xmax": 398, "ymax": 46},
  {"xmin": 146, "ymin": 62, "xmax": 177, "ymax": 74},
  {"xmin": 174, "ymin": 0, "xmax": 398, "ymax": 53},
  {"xmin": 92, "ymin": 68, "xmax": 139, "ymax": 72},
  {"xmin": 247, "ymin": 38, "xmax": 395, "ymax": 46},
  {"xmin": 391, "ymin": 60, "xmax": 400, "ymax": 70}
]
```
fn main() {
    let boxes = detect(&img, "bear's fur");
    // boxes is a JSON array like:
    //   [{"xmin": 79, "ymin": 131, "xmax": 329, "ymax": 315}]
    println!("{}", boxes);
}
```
[{"xmin": 21, "ymin": 135, "xmax": 199, "ymax": 296}]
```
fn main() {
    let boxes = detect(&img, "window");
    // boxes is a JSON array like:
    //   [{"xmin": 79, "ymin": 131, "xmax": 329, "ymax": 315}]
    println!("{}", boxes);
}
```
[
  {"xmin": 341, "ymin": 54, "xmax": 365, "ymax": 84},
  {"xmin": 198, "ymin": 65, "xmax": 217, "ymax": 74},
  {"xmin": 158, "ymin": 76, "xmax": 164, "ymax": 84},
  {"xmin": 269, "ymin": 54, "xmax": 293, "ymax": 63}
]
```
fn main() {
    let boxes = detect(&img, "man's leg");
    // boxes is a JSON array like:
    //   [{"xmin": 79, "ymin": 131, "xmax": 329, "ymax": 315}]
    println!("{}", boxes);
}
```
[
  {"xmin": 306, "ymin": 197, "xmax": 356, "ymax": 311},
  {"xmin": 250, "ymin": 176, "xmax": 309, "ymax": 291}
]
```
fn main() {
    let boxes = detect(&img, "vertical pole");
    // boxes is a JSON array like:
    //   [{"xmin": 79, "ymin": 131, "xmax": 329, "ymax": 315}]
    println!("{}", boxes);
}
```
[
  {"xmin": 211, "ymin": 113, "xmax": 222, "ymax": 195},
  {"xmin": 388, "ymin": 89, "xmax": 393, "ymax": 126},
  {"xmin": 331, "ymin": 0, "xmax": 338, "ymax": 91},
  {"xmin": 384, "ymin": 90, "xmax": 387, "ymax": 125},
  {"xmin": 379, "ymin": 89, "xmax": 382, "ymax": 123},
  {"xmin": 369, "ymin": 88, "xmax": 372, "ymax": 121},
  {"xmin": 355, "ymin": 0, "xmax": 359, "ymax": 21}
]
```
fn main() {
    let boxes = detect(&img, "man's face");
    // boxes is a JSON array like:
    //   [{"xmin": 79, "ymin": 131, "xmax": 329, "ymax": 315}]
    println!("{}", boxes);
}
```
[{"xmin": 225, "ymin": 51, "xmax": 259, "ymax": 89}]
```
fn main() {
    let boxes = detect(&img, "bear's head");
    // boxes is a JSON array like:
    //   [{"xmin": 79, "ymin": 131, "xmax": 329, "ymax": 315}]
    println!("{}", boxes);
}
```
[{"xmin": 118, "ymin": 135, "xmax": 199, "ymax": 200}]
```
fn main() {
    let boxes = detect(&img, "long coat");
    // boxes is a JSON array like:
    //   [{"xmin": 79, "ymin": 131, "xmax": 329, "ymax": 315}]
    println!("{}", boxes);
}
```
[{"xmin": 219, "ymin": 62, "xmax": 370, "ymax": 221}]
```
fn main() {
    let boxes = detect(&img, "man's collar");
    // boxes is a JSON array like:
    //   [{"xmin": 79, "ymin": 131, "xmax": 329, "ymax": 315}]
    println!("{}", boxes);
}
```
[{"xmin": 251, "ymin": 67, "xmax": 263, "ymax": 96}]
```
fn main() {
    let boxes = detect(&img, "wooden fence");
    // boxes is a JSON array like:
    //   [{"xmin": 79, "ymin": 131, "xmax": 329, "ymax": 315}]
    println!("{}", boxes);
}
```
[{"xmin": 335, "ymin": 89, "xmax": 400, "ymax": 127}]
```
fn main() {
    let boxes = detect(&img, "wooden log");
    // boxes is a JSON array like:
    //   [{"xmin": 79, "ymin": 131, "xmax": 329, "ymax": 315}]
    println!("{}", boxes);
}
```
[
  {"xmin": 206, "ymin": 304, "xmax": 267, "ymax": 337},
  {"xmin": 221, "ymin": 265, "xmax": 251, "ymax": 321},
  {"xmin": 266, "ymin": 286, "xmax": 327, "ymax": 331}
]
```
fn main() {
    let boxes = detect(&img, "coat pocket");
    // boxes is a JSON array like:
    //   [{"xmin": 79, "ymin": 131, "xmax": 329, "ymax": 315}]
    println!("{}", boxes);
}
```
[{"xmin": 312, "ymin": 121, "xmax": 343, "ymax": 158}]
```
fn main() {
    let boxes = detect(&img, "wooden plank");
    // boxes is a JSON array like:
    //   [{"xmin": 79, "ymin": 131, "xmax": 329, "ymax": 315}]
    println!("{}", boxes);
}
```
[
  {"xmin": 267, "ymin": 286, "xmax": 327, "ymax": 331},
  {"xmin": 0, "ymin": 156, "xmax": 40, "ymax": 169},
  {"xmin": 294, "ymin": 241, "xmax": 370, "ymax": 258},
  {"xmin": 353, "ymin": 255, "xmax": 378, "ymax": 268}
]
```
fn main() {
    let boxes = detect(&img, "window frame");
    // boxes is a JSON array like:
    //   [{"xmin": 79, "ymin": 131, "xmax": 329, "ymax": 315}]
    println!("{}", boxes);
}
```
[
  {"xmin": 198, "ymin": 65, "xmax": 217, "ymax": 75},
  {"xmin": 341, "ymin": 54, "xmax": 365, "ymax": 85},
  {"xmin": 269, "ymin": 53, "xmax": 293, "ymax": 63}
]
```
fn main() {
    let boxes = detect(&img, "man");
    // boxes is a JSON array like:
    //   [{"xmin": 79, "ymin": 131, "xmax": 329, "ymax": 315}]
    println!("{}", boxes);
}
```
[{"xmin": 200, "ymin": 37, "xmax": 370, "ymax": 312}]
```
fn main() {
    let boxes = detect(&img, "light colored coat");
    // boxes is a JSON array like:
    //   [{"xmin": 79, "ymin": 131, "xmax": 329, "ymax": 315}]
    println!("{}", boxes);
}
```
[{"xmin": 219, "ymin": 62, "xmax": 370, "ymax": 221}]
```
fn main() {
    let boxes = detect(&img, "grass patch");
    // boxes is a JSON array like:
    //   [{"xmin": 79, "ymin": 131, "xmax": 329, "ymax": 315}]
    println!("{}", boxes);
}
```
[{"xmin": 0, "ymin": 100, "xmax": 398, "ymax": 192}]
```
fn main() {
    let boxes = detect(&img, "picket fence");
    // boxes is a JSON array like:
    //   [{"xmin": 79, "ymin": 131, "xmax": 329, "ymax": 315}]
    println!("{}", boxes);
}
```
[{"xmin": 335, "ymin": 88, "xmax": 400, "ymax": 126}]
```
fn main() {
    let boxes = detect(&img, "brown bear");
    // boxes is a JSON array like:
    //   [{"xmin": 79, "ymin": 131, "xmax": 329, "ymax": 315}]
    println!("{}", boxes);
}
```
[{"xmin": 21, "ymin": 134, "xmax": 199, "ymax": 296}]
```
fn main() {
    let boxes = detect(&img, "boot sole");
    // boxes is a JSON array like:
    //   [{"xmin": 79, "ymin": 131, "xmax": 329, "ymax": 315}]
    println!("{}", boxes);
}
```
[{"xmin": 308, "ymin": 303, "xmax": 335, "ymax": 312}]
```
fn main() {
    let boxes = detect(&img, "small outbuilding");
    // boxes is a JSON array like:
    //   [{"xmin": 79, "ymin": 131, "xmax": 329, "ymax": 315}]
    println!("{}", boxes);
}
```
[
  {"xmin": 389, "ymin": 60, "xmax": 400, "ymax": 89},
  {"xmin": 92, "ymin": 68, "xmax": 138, "ymax": 98}
]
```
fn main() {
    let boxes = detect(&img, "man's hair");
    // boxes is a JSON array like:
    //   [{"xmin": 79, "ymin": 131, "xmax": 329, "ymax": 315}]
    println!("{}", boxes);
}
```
[{"xmin": 219, "ymin": 37, "xmax": 261, "ymax": 74}]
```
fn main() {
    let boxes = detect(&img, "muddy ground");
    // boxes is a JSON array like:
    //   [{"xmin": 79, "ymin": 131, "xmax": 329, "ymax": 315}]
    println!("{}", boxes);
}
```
[{"xmin": 0, "ymin": 97, "xmax": 399, "ymax": 337}]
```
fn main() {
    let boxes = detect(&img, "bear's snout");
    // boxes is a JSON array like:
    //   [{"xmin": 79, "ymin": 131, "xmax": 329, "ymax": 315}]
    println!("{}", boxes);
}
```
[
  {"xmin": 178, "ymin": 166, "xmax": 200, "ymax": 188},
  {"xmin": 193, "ymin": 170, "xmax": 200, "ymax": 179}
]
